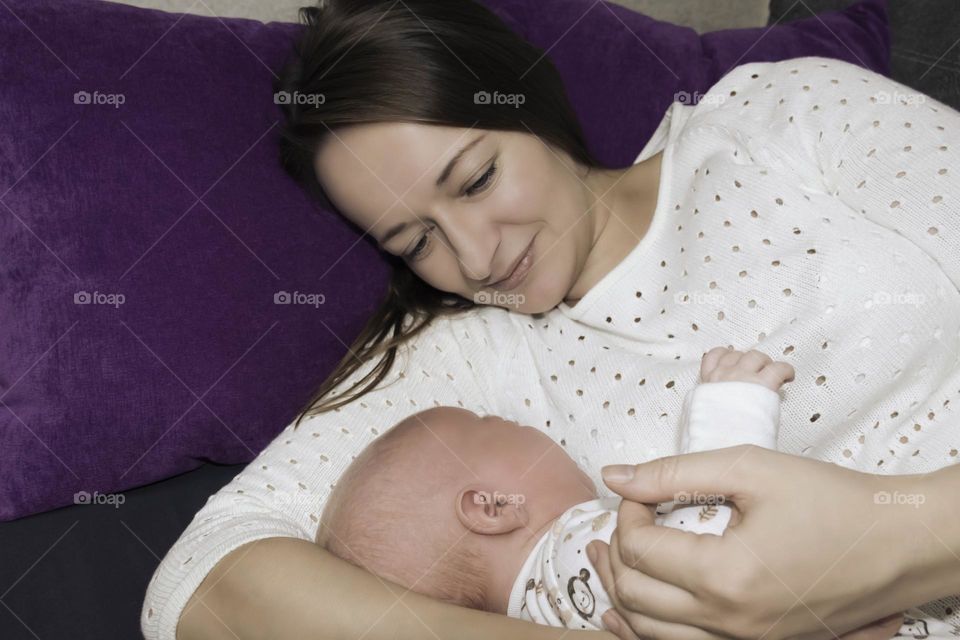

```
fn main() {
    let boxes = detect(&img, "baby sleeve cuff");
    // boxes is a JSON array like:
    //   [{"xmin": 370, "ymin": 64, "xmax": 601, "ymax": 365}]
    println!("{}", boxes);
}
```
[{"xmin": 679, "ymin": 381, "xmax": 781, "ymax": 453}]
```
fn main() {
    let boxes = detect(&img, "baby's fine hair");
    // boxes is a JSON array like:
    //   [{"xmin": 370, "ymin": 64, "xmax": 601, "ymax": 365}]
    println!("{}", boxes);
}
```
[{"xmin": 317, "ymin": 409, "xmax": 490, "ymax": 610}]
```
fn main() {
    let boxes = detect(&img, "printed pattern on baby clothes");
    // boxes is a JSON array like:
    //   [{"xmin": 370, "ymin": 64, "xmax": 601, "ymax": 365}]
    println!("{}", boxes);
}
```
[{"xmin": 508, "ymin": 495, "xmax": 731, "ymax": 630}]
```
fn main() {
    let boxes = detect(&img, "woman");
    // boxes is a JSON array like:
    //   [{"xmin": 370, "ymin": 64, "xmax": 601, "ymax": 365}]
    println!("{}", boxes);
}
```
[{"xmin": 142, "ymin": 1, "xmax": 960, "ymax": 639}]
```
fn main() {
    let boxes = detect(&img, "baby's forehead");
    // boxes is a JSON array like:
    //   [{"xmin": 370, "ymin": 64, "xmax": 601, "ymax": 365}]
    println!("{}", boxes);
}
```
[{"xmin": 394, "ymin": 406, "xmax": 480, "ymax": 435}]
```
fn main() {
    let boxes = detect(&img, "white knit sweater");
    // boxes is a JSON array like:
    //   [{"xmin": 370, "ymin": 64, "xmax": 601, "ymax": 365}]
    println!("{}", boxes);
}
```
[{"xmin": 142, "ymin": 57, "xmax": 960, "ymax": 640}]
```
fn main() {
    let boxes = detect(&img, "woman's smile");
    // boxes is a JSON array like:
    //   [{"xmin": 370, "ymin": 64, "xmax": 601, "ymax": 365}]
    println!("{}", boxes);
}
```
[{"xmin": 488, "ymin": 234, "xmax": 536, "ymax": 292}]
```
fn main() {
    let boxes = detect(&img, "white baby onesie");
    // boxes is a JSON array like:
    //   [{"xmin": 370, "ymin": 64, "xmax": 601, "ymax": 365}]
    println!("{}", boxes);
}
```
[{"xmin": 506, "ymin": 381, "xmax": 955, "ymax": 637}]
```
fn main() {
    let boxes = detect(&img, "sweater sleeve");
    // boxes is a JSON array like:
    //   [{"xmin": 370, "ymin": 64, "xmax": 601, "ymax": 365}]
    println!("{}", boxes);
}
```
[
  {"xmin": 140, "ymin": 307, "xmax": 516, "ymax": 640},
  {"xmin": 698, "ymin": 56, "xmax": 960, "ymax": 292}
]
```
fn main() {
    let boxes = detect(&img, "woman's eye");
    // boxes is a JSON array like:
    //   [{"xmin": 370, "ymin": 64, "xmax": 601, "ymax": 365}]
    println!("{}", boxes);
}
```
[
  {"xmin": 405, "ymin": 231, "xmax": 431, "ymax": 261},
  {"xmin": 464, "ymin": 161, "xmax": 497, "ymax": 197},
  {"xmin": 404, "ymin": 161, "xmax": 497, "ymax": 260}
]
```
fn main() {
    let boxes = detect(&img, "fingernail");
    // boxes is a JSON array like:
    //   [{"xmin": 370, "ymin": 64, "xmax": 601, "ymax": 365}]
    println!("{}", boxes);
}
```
[
  {"xmin": 602, "ymin": 610, "xmax": 621, "ymax": 634},
  {"xmin": 586, "ymin": 542, "xmax": 597, "ymax": 564},
  {"xmin": 602, "ymin": 465, "xmax": 635, "ymax": 484}
]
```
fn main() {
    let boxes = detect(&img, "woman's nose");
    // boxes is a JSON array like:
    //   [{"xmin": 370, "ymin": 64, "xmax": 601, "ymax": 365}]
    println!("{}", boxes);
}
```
[
  {"xmin": 458, "ymin": 253, "xmax": 492, "ymax": 283},
  {"xmin": 440, "ymin": 216, "xmax": 495, "ymax": 283}
]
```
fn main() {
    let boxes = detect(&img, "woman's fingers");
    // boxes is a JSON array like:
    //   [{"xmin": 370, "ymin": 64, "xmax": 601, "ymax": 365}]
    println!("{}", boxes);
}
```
[
  {"xmin": 836, "ymin": 613, "xmax": 905, "ymax": 640},
  {"xmin": 794, "ymin": 612, "xmax": 906, "ymax": 640},
  {"xmin": 606, "ymin": 606, "xmax": 729, "ymax": 640},
  {"xmin": 588, "ymin": 539, "xmax": 641, "ymax": 637},
  {"xmin": 611, "ymin": 499, "xmax": 722, "ymax": 589},
  {"xmin": 603, "ymin": 446, "xmax": 929, "ymax": 639},
  {"xmin": 600, "ymin": 447, "xmax": 760, "ymax": 584},
  {"xmin": 601, "ymin": 445, "xmax": 760, "ymax": 505},
  {"xmin": 590, "ymin": 538, "xmax": 726, "ymax": 640},
  {"xmin": 588, "ymin": 536, "xmax": 697, "ymax": 625},
  {"xmin": 601, "ymin": 609, "xmax": 642, "ymax": 640}
]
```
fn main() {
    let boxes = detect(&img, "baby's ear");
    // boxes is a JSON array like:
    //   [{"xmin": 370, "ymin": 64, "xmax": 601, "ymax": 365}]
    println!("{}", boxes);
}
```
[{"xmin": 455, "ymin": 487, "xmax": 528, "ymax": 535}]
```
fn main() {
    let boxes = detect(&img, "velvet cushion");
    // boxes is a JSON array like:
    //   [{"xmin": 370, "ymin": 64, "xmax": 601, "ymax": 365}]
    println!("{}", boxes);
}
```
[{"xmin": 0, "ymin": 0, "xmax": 890, "ymax": 520}]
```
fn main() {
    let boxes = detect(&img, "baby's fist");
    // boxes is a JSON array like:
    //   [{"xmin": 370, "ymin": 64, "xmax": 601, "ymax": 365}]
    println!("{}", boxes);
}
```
[{"xmin": 700, "ymin": 346, "xmax": 795, "ymax": 392}]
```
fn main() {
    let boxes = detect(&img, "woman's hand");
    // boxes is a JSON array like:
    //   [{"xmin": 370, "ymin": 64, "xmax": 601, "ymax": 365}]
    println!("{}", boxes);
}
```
[
  {"xmin": 596, "ymin": 604, "xmax": 903, "ymax": 640},
  {"xmin": 585, "ymin": 445, "xmax": 937, "ymax": 640}
]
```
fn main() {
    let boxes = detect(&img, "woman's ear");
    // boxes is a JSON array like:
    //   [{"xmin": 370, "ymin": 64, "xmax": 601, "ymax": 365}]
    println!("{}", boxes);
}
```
[{"xmin": 455, "ymin": 486, "xmax": 529, "ymax": 535}]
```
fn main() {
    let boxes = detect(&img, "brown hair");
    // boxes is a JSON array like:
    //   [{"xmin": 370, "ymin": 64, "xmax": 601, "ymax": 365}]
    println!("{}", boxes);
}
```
[{"xmin": 276, "ymin": 0, "xmax": 604, "ymax": 426}]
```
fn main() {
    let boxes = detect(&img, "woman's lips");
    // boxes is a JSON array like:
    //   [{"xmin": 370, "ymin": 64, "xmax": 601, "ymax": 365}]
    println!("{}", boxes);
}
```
[{"xmin": 489, "ymin": 237, "xmax": 534, "ymax": 292}]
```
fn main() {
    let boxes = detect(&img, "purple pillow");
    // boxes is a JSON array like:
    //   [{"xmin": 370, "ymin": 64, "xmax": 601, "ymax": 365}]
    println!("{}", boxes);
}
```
[
  {"xmin": 492, "ymin": 0, "xmax": 891, "ymax": 167},
  {"xmin": 0, "ymin": 0, "xmax": 890, "ymax": 520}
]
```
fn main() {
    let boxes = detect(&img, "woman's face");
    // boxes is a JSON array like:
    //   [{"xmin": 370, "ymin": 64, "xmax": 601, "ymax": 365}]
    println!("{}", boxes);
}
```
[{"xmin": 313, "ymin": 122, "xmax": 600, "ymax": 313}]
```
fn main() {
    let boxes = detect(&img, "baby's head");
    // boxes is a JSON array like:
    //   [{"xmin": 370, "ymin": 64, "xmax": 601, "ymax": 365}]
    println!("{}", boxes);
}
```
[{"xmin": 316, "ymin": 406, "xmax": 597, "ymax": 613}]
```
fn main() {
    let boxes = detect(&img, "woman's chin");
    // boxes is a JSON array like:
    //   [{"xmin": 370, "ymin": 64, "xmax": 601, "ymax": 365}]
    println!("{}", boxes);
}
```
[
  {"xmin": 467, "ymin": 273, "xmax": 567, "ymax": 314},
  {"xmin": 517, "ymin": 297, "xmax": 562, "ymax": 314},
  {"xmin": 505, "ymin": 287, "xmax": 565, "ymax": 314}
]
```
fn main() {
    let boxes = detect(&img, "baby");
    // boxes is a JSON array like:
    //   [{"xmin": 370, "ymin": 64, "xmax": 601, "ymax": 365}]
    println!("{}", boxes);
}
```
[{"xmin": 316, "ymin": 348, "xmax": 931, "ymax": 635}]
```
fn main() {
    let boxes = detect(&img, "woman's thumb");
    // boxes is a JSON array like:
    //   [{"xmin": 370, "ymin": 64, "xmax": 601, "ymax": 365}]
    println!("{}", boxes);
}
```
[{"xmin": 600, "ymin": 445, "xmax": 764, "ymax": 503}]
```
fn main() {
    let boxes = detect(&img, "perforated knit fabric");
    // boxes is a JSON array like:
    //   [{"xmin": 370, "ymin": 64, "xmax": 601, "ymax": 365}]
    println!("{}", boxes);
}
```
[{"xmin": 143, "ymin": 57, "xmax": 960, "ymax": 640}]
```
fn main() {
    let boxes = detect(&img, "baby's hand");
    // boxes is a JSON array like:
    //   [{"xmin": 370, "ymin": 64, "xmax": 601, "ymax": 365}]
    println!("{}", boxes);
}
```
[{"xmin": 700, "ymin": 346, "xmax": 795, "ymax": 392}]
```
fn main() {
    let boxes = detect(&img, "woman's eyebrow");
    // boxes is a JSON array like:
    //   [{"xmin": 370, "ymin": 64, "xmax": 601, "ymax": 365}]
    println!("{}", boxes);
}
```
[{"xmin": 435, "ymin": 133, "xmax": 487, "ymax": 188}]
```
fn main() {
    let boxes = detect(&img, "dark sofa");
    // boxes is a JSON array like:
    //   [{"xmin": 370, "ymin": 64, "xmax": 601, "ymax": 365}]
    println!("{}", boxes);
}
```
[{"xmin": 770, "ymin": 0, "xmax": 960, "ymax": 111}]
